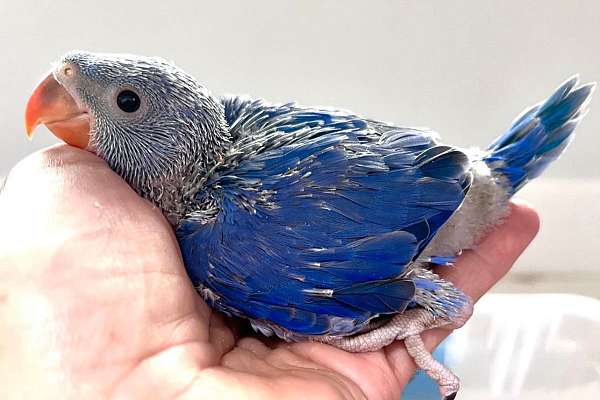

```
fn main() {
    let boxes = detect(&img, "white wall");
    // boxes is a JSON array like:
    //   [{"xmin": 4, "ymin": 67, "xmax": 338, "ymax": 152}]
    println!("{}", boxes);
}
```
[{"xmin": 1, "ymin": 1, "xmax": 598, "ymax": 292}]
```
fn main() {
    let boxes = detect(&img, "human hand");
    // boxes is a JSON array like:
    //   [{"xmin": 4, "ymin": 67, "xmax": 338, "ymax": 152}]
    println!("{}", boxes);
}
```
[{"xmin": 0, "ymin": 146, "xmax": 539, "ymax": 399}]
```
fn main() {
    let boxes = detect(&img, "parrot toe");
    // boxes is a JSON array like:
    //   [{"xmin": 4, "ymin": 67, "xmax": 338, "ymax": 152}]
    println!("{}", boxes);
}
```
[{"xmin": 313, "ymin": 301, "xmax": 474, "ymax": 397}]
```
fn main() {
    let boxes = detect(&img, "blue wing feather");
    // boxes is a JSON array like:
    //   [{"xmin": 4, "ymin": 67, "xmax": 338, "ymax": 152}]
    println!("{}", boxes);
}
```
[{"xmin": 177, "ymin": 98, "xmax": 471, "ymax": 336}]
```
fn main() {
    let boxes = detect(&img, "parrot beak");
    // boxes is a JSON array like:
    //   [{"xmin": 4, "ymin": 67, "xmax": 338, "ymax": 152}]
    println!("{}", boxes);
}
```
[{"xmin": 25, "ymin": 73, "xmax": 90, "ymax": 149}]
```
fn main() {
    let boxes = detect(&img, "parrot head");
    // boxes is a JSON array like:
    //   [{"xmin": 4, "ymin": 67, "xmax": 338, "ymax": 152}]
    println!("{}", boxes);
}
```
[{"xmin": 25, "ymin": 51, "xmax": 230, "ymax": 216}]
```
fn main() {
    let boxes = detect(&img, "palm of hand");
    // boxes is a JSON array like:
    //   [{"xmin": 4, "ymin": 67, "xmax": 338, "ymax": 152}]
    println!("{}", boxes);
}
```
[{"xmin": 0, "ymin": 147, "xmax": 538, "ymax": 399}]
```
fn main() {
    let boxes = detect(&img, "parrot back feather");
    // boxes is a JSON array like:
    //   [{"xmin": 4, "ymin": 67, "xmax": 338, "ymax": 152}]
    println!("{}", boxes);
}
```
[{"xmin": 177, "ymin": 104, "xmax": 472, "ymax": 336}]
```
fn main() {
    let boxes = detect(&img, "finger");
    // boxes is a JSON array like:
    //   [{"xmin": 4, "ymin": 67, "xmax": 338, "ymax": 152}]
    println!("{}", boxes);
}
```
[
  {"xmin": 385, "ymin": 201, "xmax": 540, "ymax": 386},
  {"xmin": 1, "ymin": 145, "xmax": 185, "ymax": 278},
  {"xmin": 208, "ymin": 310, "xmax": 237, "ymax": 357},
  {"xmin": 221, "ymin": 346, "xmax": 275, "ymax": 374},
  {"xmin": 435, "ymin": 201, "xmax": 540, "ymax": 302},
  {"xmin": 0, "ymin": 146, "xmax": 212, "ymax": 354},
  {"xmin": 2, "ymin": 145, "xmax": 168, "ymax": 235},
  {"xmin": 237, "ymin": 337, "xmax": 271, "ymax": 358}
]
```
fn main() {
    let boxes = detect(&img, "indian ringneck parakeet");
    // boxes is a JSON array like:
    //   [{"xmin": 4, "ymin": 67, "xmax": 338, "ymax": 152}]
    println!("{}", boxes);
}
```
[{"xmin": 24, "ymin": 51, "xmax": 594, "ymax": 399}]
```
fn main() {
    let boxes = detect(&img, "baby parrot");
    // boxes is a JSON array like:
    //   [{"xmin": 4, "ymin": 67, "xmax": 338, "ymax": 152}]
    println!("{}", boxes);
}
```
[{"xmin": 25, "ymin": 51, "xmax": 594, "ymax": 399}]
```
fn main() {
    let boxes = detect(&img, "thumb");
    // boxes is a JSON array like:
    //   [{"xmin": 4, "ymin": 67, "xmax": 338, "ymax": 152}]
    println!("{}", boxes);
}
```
[{"xmin": 0, "ymin": 145, "xmax": 180, "ymax": 274}]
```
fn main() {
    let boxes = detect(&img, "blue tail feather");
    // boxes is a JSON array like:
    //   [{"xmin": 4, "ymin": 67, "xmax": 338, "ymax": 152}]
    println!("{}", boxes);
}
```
[{"xmin": 484, "ymin": 76, "xmax": 595, "ymax": 194}]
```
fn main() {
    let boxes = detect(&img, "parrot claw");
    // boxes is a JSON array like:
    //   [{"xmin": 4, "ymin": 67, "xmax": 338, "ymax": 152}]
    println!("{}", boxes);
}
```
[
  {"xmin": 314, "ymin": 299, "xmax": 473, "ymax": 400},
  {"xmin": 443, "ymin": 392, "xmax": 457, "ymax": 400}
]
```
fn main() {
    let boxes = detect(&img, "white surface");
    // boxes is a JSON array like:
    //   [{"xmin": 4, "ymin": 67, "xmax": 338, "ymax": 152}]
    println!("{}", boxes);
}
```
[
  {"xmin": 447, "ymin": 294, "xmax": 600, "ymax": 399},
  {"xmin": 0, "ymin": 1, "xmax": 599, "ymax": 179},
  {"xmin": 515, "ymin": 178, "xmax": 600, "ymax": 274},
  {"xmin": 1, "ymin": 3, "xmax": 598, "ymax": 281},
  {"xmin": 1, "ymin": 2, "xmax": 598, "ymax": 281}
]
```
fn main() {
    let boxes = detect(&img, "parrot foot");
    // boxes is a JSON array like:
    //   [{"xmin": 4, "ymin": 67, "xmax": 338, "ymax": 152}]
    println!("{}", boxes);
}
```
[{"xmin": 316, "ymin": 300, "xmax": 473, "ymax": 400}]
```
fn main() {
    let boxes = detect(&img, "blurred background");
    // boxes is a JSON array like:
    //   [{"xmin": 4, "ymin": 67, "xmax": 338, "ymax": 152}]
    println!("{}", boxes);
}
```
[
  {"xmin": 3, "ymin": 0, "xmax": 597, "ymax": 295},
  {"xmin": 0, "ymin": 1, "xmax": 599, "ymax": 398}
]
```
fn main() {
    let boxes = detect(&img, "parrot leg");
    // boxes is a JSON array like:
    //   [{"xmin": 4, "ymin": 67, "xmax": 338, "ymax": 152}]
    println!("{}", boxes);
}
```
[{"xmin": 316, "ymin": 300, "xmax": 473, "ymax": 400}]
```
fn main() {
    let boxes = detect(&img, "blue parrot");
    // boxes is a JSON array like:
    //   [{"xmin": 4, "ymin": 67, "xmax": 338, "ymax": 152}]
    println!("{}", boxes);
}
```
[{"xmin": 25, "ymin": 51, "xmax": 594, "ymax": 399}]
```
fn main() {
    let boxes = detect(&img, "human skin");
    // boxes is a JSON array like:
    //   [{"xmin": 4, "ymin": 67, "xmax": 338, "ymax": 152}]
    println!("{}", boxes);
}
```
[{"xmin": 0, "ymin": 146, "xmax": 539, "ymax": 399}]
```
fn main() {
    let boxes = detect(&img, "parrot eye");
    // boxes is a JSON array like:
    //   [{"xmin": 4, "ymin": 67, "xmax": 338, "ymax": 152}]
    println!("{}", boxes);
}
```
[{"xmin": 116, "ymin": 90, "xmax": 141, "ymax": 113}]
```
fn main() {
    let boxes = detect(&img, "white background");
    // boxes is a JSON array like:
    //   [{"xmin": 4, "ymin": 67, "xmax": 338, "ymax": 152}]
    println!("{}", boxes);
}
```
[{"xmin": 1, "ymin": 1, "xmax": 599, "ymax": 295}]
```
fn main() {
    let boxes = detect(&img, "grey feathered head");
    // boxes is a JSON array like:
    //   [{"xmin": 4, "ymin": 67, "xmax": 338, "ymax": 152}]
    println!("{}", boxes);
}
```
[{"xmin": 26, "ymin": 51, "xmax": 230, "ymax": 211}]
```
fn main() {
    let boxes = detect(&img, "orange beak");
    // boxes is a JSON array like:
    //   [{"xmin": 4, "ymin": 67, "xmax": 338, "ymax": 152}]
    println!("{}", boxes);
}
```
[{"xmin": 25, "ymin": 73, "xmax": 90, "ymax": 149}]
